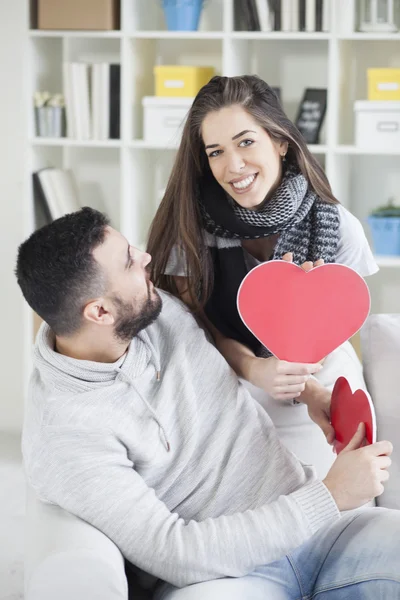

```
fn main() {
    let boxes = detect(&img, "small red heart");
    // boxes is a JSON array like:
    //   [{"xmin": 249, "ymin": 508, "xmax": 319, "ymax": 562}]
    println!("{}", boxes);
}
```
[
  {"xmin": 237, "ymin": 261, "xmax": 370, "ymax": 363},
  {"xmin": 331, "ymin": 376, "xmax": 376, "ymax": 454}
]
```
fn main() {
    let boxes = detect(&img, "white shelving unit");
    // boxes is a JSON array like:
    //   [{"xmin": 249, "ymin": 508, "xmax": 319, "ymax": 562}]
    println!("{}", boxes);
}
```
[{"xmin": 24, "ymin": 0, "xmax": 400, "ymax": 369}]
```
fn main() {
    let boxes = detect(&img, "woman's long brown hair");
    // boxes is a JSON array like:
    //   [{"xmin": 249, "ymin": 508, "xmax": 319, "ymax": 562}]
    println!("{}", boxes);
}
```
[{"xmin": 146, "ymin": 75, "xmax": 339, "ymax": 311}]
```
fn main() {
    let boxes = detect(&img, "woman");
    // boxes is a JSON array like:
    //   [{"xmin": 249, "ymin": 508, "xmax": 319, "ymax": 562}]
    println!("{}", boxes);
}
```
[{"xmin": 147, "ymin": 75, "xmax": 377, "ymax": 476}]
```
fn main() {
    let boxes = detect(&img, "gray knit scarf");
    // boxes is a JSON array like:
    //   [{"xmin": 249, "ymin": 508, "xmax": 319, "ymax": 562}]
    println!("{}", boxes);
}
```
[{"xmin": 199, "ymin": 166, "xmax": 340, "ymax": 357}]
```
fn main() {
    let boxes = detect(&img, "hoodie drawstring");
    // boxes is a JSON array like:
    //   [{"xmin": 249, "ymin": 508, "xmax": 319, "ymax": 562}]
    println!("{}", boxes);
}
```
[{"xmin": 116, "ymin": 366, "xmax": 170, "ymax": 452}]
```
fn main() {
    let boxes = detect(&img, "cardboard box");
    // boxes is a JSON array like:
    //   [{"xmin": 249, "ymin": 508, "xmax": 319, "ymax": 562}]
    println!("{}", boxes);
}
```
[{"xmin": 37, "ymin": 0, "xmax": 120, "ymax": 30}]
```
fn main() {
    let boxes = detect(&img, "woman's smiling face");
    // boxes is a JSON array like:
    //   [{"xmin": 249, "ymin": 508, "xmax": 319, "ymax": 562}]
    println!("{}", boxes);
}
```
[{"xmin": 201, "ymin": 105, "xmax": 288, "ymax": 210}]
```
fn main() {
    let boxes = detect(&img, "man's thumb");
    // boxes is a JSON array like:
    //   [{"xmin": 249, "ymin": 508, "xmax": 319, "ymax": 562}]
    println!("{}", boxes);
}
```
[{"xmin": 343, "ymin": 422, "xmax": 366, "ymax": 452}]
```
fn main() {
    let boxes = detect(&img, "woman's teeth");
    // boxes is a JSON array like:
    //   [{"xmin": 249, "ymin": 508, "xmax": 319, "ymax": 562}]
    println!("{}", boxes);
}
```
[{"xmin": 232, "ymin": 174, "xmax": 256, "ymax": 190}]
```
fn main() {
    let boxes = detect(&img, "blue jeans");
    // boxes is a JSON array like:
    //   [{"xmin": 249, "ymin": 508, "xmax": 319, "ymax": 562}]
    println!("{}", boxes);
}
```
[{"xmin": 154, "ymin": 508, "xmax": 400, "ymax": 599}]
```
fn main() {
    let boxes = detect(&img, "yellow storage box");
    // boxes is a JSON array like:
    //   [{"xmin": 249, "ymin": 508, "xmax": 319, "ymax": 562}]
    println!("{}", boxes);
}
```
[
  {"xmin": 368, "ymin": 69, "xmax": 400, "ymax": 101},
  {"xmin": 154, "ymin": 65, "xmax": 215, "ymax": 97}
]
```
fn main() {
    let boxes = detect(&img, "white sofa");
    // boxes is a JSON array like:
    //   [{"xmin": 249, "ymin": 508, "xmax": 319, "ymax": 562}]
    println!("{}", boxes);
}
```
[{"xmin": 24, "ymin": 315, "xmax": 400, "ymax": 600}]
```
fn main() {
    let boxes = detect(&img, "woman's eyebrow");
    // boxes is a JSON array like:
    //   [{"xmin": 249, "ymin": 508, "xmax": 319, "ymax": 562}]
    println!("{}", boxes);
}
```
[{"xmin": 204, "ymin": 129, "xmax": 257, "ymax": 150}]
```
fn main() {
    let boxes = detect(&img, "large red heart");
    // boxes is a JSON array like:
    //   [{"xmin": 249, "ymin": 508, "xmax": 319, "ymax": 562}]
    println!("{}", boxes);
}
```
[
  {"xmin": 331, "ymin": 376, "xmax": 376, "ymax": 454},
  {"xmin": 237, "ymin": 261, "xmax": 370, "ymax": 363}
]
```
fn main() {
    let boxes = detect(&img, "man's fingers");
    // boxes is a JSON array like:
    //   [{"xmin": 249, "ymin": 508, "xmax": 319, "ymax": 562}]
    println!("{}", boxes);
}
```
[
  {"xmin": 377, "ymin": 455, "xmax": 392, "ymax": 469},
  {"xmin": 366, "ymin": 440, "xmax": 393, "ymax": 457}
]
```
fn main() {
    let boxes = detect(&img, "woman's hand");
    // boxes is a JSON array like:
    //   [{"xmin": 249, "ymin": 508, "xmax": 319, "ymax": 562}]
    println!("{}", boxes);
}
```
[
  {"xmin": 281, "ymin": 252, "xmax": 324, "ymax": 271},
  {"xmin": 247, "ymin": 356, "xmax": 322, "ymax": 401}
]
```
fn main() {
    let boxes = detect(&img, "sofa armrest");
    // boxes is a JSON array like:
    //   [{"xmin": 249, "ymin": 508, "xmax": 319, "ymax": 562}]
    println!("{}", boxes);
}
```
[{"xmin": 25, "ymin": 486, "xmax": 128, "ymax": 600}]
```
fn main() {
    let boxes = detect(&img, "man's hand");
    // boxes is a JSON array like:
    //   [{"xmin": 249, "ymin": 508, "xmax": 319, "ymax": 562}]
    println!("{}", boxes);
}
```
[
  {"xmin": 247, "ymin": 356, "xmax": 322, "ymax": 401},
  {"xmin": 300, "ymin": 379, "xmax": 334, "ymax": 444},
  {"xmin": 323, "ymin": 423, "xmax": 393, "ymax": 511}
]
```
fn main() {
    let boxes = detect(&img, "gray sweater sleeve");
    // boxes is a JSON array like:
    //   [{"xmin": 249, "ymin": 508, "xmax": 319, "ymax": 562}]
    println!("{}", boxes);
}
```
[{"xmin": 26, "ymin": 427, "xmax": 340, "ymax": 588}]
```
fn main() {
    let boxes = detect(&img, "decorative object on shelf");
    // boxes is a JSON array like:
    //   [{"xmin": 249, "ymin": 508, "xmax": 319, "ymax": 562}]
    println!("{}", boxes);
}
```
[
  {"xmin": 153, "ymin": 65, "xmax": 215, "ymax": 97},
  {"xmin": 34, "ymin": 91, "xmax": 66, "ymax": 137},
  {"xmin": 162, "ymin": 0, "xmax": 204, "ymax": 31},
  {"xmin": 368, "ymin": 68, "xmax": 400, "ymax": 101},
  {"xmin": 295, "ymin": 88, "xmax": 327, "ymax": 144},
  {"xmin": 142, "ymin": 96, "xmax": 193, "ymax": 143},
  {"xmin": 358, "ymin": 0, "xmax": 398, "ymax": 33},
  {"xmin": 368, "ymin": 199, "xmax": 400, "ymax": 256},
  {"xmin": 36, "ymin": 0, "xmax": 120, "ymax": 31},
  {"xmin": 354, "ymin": 100, "xmax": 400, "ymax": 150}
]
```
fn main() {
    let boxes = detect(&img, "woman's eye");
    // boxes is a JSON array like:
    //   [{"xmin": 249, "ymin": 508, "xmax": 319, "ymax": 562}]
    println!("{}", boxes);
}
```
[
  {"xmin": 208, "ymin": 149, "xmax": 222, "ymax": 158},
  {"xmin": 239, "ymin": 139, "xmax": 254, "ymax": 147}
]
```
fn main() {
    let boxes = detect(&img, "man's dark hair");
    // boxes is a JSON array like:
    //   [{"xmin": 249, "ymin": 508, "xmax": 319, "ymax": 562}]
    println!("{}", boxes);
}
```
[{"xmin": 15, "ymin": 207, "xmax": 110, "ymax": 336}]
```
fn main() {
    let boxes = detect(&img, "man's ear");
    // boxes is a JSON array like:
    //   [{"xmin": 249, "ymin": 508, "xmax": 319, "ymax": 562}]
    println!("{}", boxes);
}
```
[{"xmin": 83, "ymin": 298, "xmax": 115, "ymax": 326}]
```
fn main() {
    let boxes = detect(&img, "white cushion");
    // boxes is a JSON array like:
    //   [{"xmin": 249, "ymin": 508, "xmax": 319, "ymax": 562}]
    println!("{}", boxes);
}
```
[{"xmin": 361, "ymin": 314, "xmax": 400, "ymax": 510}]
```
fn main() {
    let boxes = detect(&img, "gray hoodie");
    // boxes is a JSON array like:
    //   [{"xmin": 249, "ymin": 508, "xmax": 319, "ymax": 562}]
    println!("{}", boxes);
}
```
[{"xmin": 23, "ymin": 291, "xmax": 339, "ymax": 588}]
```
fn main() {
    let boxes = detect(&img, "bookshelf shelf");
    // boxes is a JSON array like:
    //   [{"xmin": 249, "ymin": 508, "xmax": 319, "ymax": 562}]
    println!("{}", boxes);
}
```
[
  {"xmin": 29, "ymin": 30, "xmax": 122, "ymax": 38},
  {"xmin": 230, "ymin": 32, "xmax": 331, "ymax": 40},
  {"xmin": 31, "ymin": 138, "xmax": 122, "ymax": 148},
  {"xmin": 334, "ymin": 146, "xmax": 400, "ymax": 156},
  {"xmin": 130, "ymin": 31, "xmax": 225, "ymax": 39},
  {"xmin": 338, "ymin": 33, "xmax": 400, "ymax": 41},
  {"xmin": 375, "ymin": 256, "xmax": 400, "ymax": 268}
]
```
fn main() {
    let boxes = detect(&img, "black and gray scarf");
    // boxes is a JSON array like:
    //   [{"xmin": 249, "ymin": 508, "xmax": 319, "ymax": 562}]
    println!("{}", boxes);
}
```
[{"xmin": 199, "ymin": 166, "xmax": 340, "ymax": 357}]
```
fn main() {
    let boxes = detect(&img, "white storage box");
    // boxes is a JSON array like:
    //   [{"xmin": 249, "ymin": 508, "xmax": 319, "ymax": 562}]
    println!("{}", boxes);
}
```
[
  {"xmin": 142, "ymin": 96, "xmax": 194, "ymax": 144},
  {"xmin": 354, "ymin": 101, "xmax": 400, "ymax": 151}
]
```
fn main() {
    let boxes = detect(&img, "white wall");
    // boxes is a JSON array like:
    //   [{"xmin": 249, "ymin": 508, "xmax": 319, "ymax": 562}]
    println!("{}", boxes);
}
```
[{"xmin": 0, "ymin": 1, "xmax": 28, "ymax": 432}]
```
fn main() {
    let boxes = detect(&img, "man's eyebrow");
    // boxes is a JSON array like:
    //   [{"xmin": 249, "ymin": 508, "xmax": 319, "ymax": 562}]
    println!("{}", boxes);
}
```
[{"xmin": 204, "ymin": 130, "xmax": 257, "ymax": 150}]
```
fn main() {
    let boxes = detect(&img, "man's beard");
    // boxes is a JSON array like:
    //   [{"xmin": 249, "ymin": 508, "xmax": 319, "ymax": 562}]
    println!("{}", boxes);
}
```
[{"xmin": 112, "ymin": 285, "xmax": 162, "ymax": 343}]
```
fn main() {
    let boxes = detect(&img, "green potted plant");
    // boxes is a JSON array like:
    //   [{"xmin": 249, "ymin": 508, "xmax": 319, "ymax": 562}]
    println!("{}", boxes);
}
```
[{"xmin": 368, "ymin": 198, "xmax": 400, "ymax": 256}]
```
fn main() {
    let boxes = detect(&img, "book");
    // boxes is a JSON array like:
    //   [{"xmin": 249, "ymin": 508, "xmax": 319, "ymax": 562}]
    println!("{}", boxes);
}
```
[
  {"xmin": 109, "ymin": 64, "xmax": 120, "ymax": 139},
  {"xmin": 33, "ymin": 168, "xmax": 80, "ymax": 221},
  {"xmin": 32, "ymin": 171, "xmax": 52, "ymax": 228},
  {"xmin": 305, "ymin": 0, "xmax": 316, "ymax": 32},
  {"xmin": 291, "ymin": 0, "xmax": 300, "ymax": 31},
  {"xmin": 248, "ymin": 0, "xmax": 261, "ymax": 30},
  {"xmin": 316, "ymin": 0, "xmax": 323, "ymax": 31},
  {"xmin": 322, "ymin": 0, "xmax": 330, "ymax": 32},
  {"xmin": 299, "ymin": 0, "xmax": 306, "ymax": 30},
  {"xmin": 272, "ymin": 0, "xmax": 281, "ymax": 31},
  {"xmin": 255, "ymin": 0, "xmax": 273, "ymax": 31},
  {"xmin": 281, "ymin": 0, "xmax": 291, "ymax": 31}
]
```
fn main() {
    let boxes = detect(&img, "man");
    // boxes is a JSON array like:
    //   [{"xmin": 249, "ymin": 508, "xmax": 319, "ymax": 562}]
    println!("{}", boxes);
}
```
[{"xmin": 16, "ymin": 207, "xmax": 400, "ymax": 599}]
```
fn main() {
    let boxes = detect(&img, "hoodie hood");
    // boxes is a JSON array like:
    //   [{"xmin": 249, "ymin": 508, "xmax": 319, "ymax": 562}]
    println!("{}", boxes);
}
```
[{"xmin": 34, "ymin": 323, "xmax": 160, "ymax": 392}]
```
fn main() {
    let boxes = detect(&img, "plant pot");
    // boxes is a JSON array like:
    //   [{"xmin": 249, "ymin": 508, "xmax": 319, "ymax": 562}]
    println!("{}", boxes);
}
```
[
  {"xmin": 368, "ymin": 216, "xmax": 400, "ymax": 255},
  {"xmin": 162, "ymin": 0, "xmax": 204, "ymax": 31}
]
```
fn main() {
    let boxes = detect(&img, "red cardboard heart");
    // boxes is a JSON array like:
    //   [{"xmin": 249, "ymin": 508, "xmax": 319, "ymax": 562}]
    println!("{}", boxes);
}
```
[
  {"xmin": 331, "ymin": 376, "xmax": 376, "ymax": 454},
  {"xmin": 237, "ymin": 261, "xmax": 370, "ymax": 363}
]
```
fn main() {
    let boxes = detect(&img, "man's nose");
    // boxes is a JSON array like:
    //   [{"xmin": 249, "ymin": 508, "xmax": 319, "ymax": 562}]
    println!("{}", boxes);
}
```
[{"xmin": 141, "ymin": 251, "xmax": 152, "ymax": 268}]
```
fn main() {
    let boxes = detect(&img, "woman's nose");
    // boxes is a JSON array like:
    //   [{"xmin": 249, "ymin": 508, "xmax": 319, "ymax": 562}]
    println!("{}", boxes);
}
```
[{"xmin": 227, "ymin": 152, "xmax": 245, "ymax": 174}]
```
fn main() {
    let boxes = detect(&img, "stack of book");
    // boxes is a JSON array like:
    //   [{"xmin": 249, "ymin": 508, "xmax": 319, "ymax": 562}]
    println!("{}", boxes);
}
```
[
  {"xmin": 234, "ymin": 0, "xmax": 330, "ymax": 32},
  {"xmin": 63, "ymin": 62, "xmax": 120, "ymax": 140},
  {"xmin": 33, "ymin": 168, "xmax": 80, "ymax": 227}
]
